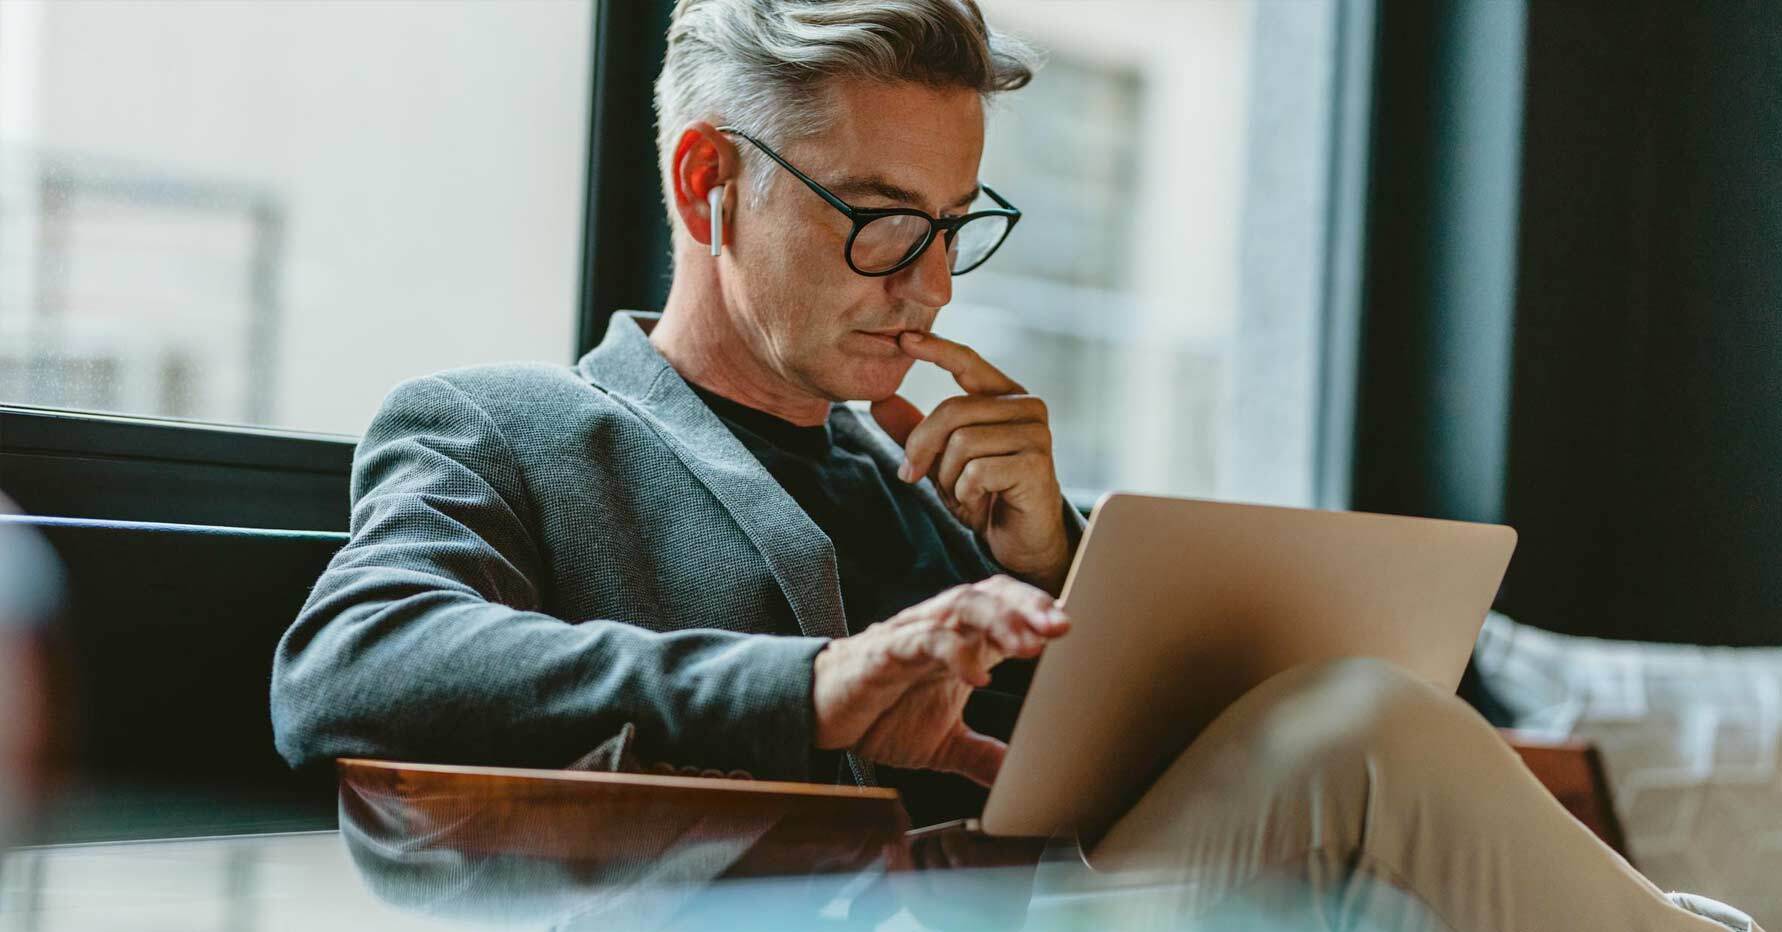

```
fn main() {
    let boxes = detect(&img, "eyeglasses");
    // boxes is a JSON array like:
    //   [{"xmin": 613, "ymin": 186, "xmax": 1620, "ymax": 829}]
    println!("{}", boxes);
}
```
[{"xmin": 718, "ymin": 126, "xmax": 1021, "ymax": 278}]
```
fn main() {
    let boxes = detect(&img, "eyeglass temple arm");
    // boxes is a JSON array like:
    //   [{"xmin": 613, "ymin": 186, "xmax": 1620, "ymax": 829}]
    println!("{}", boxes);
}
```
[
  {"xmin": 715, "ymin": 126, "xmax": 857, "ymax": 217},
  {"xmin": 720, "ymin": 125, "xmax": 1020, "ymax": 230},
  {"xmin": 979, "ymin": 184, "xmax": 1020, "ymax": 218}
]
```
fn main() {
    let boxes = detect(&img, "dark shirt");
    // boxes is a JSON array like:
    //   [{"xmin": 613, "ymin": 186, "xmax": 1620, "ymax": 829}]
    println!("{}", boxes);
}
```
[{"xmin": 691, "ymin": 384, "xmax": 1032, "ymax": 826}]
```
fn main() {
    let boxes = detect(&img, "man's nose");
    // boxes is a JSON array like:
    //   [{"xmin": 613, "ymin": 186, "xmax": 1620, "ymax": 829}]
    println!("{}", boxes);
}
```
[{"xmin": 887, "ymin": 234, "xmax": 953, "ymax": 309}]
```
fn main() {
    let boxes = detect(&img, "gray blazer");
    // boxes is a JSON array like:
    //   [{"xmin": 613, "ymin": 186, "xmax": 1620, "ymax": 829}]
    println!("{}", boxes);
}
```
[{"xmin": 271, "ymin": 312, "xmax": 1077, "ymax": 785}]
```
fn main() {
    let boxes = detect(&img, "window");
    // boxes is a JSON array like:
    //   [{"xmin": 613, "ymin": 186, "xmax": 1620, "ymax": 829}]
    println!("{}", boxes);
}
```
[
  {"xmin": 0, "ymin": 0, "xmax": 594, "ymax": 437},
  {"xmin": 0, "ymin": 0, "xmax": 1362, "ymax": 526},
  {"xmin": 897, "ymin": 0, "xmax": 1348, "ymax": 507}
]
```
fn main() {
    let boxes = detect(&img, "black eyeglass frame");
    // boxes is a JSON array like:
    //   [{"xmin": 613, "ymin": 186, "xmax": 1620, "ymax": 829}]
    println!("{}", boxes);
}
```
[{"xmin": 717, "ymin": 125, "xmax": 1021, "ymax": 278}]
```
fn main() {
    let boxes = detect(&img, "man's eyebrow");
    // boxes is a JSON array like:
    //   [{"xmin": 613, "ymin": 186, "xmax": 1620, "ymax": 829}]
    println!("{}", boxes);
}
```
[
  {"xmin": 831, "ymin": 176, "xmax": 981, "ymax": 211},
  {"xmin": 946, "ymin": 184, "xmax": 982, "ymax": 210}
]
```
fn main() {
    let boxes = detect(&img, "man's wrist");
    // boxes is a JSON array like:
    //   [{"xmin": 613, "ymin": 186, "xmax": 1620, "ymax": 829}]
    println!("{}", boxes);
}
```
[
  {"xmin": 1040, "ymin": 494, "xmax": 1087, "ymax": 596},
  {"xmin": 1031, "ymin": 507, "xmax": 1076, "ymax": 595},
  {"xmin": 1006, "ymin": 533, "xmax": 1072, "ymax": 596},
  {"xmin": 1027, "ymin": 549, "xmax": 1071, "ymax": 597},
  {"xmin": 808, "ymin": 640, "xmax": 846, "ymax": 782},
  {"xmin": 810, "ymin": 638, "xmax": 843, "ymax": 750}
]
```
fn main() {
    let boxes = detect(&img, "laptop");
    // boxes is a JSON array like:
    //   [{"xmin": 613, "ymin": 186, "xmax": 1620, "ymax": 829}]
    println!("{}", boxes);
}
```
[{"xmin": 978, "ymin": 493, "xmax": 1517, "ymax": 841}]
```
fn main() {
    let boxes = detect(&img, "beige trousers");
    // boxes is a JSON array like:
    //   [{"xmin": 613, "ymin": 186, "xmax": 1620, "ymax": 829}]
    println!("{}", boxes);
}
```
[{"xmin": 1032, "ymin": 658, "xmax": 1760, "ymax": 932}]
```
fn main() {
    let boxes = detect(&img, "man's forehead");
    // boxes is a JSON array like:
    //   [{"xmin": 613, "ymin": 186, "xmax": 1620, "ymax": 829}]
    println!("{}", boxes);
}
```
[
  {"xmin": 829, "ymin": 176, "xmax": 981, "ymax": 211},
  {"xmin": 800, "ymin": 80, "xmax": 986, "ymax": 210}
]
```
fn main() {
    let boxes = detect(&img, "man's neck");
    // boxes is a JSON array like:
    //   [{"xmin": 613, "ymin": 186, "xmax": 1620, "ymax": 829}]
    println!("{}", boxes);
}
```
[{"xmin": 652, "ymin": 279, "xmax": 832, "ymax": 428}]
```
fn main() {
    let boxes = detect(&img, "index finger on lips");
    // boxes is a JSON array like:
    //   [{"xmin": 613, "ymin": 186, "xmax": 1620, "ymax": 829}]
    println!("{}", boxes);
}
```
[{"xmin": 897, "ymin": 331, "xmax": 1025, "ymax": 396}]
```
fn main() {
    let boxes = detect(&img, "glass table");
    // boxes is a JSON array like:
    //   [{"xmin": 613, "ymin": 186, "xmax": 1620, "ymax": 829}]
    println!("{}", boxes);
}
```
[{"xmin": 1, "ymin": 761, "xmax": 1073, "ymax": 932}]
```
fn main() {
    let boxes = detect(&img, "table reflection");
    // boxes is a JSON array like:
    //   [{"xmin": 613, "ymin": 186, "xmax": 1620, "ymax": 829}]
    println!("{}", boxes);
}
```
[
  {"xmin": 334, "ymin": 758, "xmax": 1048, "ymax": 931},
  {"xmin": 2, "ymin": 760, "xmax": 1353, "ymax": 932}
]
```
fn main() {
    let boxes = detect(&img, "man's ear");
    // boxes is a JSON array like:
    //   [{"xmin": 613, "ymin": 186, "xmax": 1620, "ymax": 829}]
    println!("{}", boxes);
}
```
[{"xmin": 670, "ymin": 121, "xmax": 739, "ymax": 250}]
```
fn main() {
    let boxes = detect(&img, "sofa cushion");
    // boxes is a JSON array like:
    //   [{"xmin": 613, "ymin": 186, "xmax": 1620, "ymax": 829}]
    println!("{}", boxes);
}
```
[
  {"xmin": 1476, "ymin": 613, "xmax": 1782, "ymax": 932},
  {"xmin": 2, "ymin": 514, "xmax": 346, "ymax": 841}
]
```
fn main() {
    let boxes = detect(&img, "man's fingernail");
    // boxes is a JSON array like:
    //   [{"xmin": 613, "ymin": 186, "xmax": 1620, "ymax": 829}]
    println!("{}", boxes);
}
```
[
  {"xmin": 904, "ymin": 331, "xmax": 925, "ymax": 343},
  {"xmin": 897, "ymin": 461, "xmax": 911, "ymax": 482}
]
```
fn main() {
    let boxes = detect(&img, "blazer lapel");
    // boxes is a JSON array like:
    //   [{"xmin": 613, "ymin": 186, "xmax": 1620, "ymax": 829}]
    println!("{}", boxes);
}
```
[{"xmin": 577, "ymin": 312, "xmax": 848, "ymax": 642}]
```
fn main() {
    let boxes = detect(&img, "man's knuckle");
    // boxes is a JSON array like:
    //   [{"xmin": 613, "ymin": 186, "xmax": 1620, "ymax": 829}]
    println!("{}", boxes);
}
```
[
  {"xmin": 945, "ymin": 427, "xmax": 972, "ymax": 456},
  {"xmin": 932, "ymin": 395, "xmax": 968, "ymax": 420}
]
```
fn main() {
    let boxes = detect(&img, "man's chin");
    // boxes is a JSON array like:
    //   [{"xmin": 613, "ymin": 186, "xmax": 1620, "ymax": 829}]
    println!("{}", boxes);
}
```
[{"xmin": 816, "ymin": 356, "xmax": 915, "ymax": 403}]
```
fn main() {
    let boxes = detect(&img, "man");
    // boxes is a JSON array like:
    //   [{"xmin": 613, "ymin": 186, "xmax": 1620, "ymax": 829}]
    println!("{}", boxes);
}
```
[{"xmin": 271, "ymin": 2, "xmax": 1756, "ymax": 929}]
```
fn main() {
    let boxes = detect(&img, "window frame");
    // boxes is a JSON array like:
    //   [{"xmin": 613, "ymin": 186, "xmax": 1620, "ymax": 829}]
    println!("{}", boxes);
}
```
[{"xmin": 0, "ymin": 0, "xmax": 673, "ymax": 531}]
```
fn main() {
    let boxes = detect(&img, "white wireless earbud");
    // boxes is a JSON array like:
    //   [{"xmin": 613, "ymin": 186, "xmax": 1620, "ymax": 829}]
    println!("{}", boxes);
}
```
[{"xmin": 708, "ymin": 184, "xmax": 725, "ymax": 257}]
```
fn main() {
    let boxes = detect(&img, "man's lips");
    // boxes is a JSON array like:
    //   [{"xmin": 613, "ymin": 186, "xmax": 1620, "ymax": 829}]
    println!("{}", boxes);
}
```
[{"xmin": 850, "ymin": 328, "xmax": 919, "ymax": 355}]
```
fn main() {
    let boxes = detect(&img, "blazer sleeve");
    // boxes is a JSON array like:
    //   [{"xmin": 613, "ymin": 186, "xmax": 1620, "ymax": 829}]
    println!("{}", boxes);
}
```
[{"xmin": 270, "ymin": 375, "xmax": 828, "ymax": 781}]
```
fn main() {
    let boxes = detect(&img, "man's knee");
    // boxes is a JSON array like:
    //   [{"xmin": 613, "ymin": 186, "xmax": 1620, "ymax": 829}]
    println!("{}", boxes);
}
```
[
  {"xmin": 1100, "ymin": 660, "xmax": 1468, "ymax": 870},
  {"xmin": 1096, "ymin": 659, "xmax": 1485, "ymax": 875},
  {"xmin": 1241, "ymin": 657, "xmax": 1467, "ymax": 780}
]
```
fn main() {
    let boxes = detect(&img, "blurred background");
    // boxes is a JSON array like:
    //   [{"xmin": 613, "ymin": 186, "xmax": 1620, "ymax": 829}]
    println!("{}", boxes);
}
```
[
  {"xmin": 7, "ymin": 0, "xmax": 1777, "ymax": 644},
  {"xmin": 1, "ymin": 0, "xmax": 1778, "ymax": 928},
  {"xmin": 0, "ymin": 0, "xmax": 1335, "ymax": 508}
]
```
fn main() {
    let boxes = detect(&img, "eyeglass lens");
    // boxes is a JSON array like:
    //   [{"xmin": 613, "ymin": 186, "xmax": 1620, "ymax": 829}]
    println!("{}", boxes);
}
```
[
  {"xmin": 852, "ymin": 214, "xmax": 933, "ymax": 273},
  {"xmin": 851, "ymin": 213, "xmax": 1011, "ymax": 274},
  {"xmin": 949, "ymin": 214, "xmax": 1011, "ymax": 273}
]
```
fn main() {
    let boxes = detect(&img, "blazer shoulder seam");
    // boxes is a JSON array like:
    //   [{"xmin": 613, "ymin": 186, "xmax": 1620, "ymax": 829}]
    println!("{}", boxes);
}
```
[{"xmin": 419, "ymin": 373, "xmax": 545, "ymax": 537}]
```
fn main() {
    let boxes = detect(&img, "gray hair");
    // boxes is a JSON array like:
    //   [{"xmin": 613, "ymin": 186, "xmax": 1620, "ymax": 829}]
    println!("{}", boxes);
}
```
[{"xmin": 654, "ymin": 0, "xmax": 1039, "ymax": 215}]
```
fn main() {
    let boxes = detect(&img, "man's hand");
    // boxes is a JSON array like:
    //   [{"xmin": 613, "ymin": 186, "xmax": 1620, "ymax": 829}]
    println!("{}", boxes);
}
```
[
  {"xmin": 871, "ymin": 331, "xmax": 1072, "ymax": 595},
  {"xmin": 812, "ymin": 575, "xmax": 1069, "ymax": 787}
]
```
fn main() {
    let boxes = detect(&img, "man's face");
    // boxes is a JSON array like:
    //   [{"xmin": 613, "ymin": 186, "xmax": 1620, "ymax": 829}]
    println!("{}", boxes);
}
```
[{"xmin": 726, "ymin": 80, "xmax": 986, "ymax": 403}]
